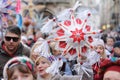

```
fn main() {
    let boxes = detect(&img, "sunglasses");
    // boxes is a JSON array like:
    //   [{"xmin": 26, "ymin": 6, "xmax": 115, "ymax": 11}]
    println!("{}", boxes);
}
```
[{"xmin": 5, "ymin": 36, "xmax": 19, "ymax": 42}]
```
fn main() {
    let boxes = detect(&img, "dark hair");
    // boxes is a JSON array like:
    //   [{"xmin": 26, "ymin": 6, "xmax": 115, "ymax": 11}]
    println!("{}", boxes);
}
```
[
  {"xmin": 101, "ymin": 33, "xmax": 108, "ymax": 43},
  {"xmin": 7, "ymin": 64, "xmax": 36, "ymax": 80},
  {"xmin": 106, "ymin": 36, "xmax": 116, "ymax": 42},
  {"xmin": 5, "ymin": 25, "xmax": 21, "ymax": 37}
]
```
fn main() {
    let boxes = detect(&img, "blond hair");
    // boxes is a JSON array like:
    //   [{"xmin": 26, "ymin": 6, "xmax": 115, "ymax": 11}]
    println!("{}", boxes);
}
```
[
  {"xmin": 35, "ymin": 56, "xmax": 51, "ymax": 66},
  {"xmin": 30, "ymin": 40, "xmax": 43, "ymax": 62}
]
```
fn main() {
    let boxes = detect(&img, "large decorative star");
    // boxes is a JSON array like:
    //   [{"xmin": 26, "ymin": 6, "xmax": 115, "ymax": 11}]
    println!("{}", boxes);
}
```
[{"xmin": 41, "ymin": 2, "xmax": 102, "ymax": 59}]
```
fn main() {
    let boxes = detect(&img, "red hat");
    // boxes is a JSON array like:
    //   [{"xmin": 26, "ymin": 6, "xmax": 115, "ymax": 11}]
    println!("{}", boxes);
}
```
[{"xmin": 105, "ymin": 65, "xmax": 120, "ymax": 73}]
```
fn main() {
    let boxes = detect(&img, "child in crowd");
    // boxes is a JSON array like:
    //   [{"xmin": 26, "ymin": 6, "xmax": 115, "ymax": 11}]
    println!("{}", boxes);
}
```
[{"xmin": 3, "ymin": 56, "xmax": 36, "ymax": 80}]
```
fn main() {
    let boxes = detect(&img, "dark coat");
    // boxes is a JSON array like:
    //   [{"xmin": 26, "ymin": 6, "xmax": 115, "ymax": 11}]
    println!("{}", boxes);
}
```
[{"xmin": 0, "ymin": 41, "xmax": 30, "ymax": 78}]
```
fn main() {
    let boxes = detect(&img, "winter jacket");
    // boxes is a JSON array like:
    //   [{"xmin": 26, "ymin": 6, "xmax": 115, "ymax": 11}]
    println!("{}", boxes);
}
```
[{"xmin": 0, "ymin": 41, "xmax": 30, "ymax": 78}]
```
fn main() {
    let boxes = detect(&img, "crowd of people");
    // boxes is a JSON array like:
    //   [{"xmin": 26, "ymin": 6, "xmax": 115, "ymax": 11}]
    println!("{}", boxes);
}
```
[
  {"xmin": 0, "ymin": 1, "xmax": 120, "ymax": 80},
  {"xmin": 0, "ymin": 24, "xmax": 120, "ymax": 80}
]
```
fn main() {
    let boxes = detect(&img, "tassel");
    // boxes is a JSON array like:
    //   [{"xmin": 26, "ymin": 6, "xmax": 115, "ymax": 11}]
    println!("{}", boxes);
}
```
[
  {"xmin": 46, "ymin": 59, "xmax": 63, "ymax": 75},
  {"xmin": 34, "ymin": 40, "xmax": 51, "ymax": 57},
  {"xmin": 87, "ymin": 51, "xmax": 100, "ymax": 65},
  {"xmin": 41, "ymin": 18, "xmax": 55, "ymax": 34}
]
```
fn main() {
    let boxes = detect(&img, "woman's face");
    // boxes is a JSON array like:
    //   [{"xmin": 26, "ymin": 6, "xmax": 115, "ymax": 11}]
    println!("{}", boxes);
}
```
[
  {"xmin": 103, "ymin": 71, "xmax": 120, "ymax": 80},
  {"xmin": 10, "ymin": 69, "xmax": 34, "ymax": 80},
  {"xmin": 95, "ymin": 45, "xmax": 104, "ymax": 54},
  {"xmin": 36, "ymin": 57, "xmax": 50, "ymax": 77}
]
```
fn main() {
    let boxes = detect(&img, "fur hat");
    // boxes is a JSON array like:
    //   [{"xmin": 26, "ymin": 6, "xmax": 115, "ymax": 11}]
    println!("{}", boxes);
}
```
[{"xmin": 3, "ymin": 56, "xmax": 35, "ymax": 80}]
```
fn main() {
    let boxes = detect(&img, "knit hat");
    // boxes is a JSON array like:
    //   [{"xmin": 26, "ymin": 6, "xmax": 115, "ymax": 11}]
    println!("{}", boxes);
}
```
[
  {"xmin": 113, "ymin": 41, "xmax": 120, "ymax": 48},
  {"xmin": 3, "ymin": 56, "xmax": 35, "ymax": 80},
  {"xmin": 91, "ymin": 38, "xmax": 105, "ymax": 47}
]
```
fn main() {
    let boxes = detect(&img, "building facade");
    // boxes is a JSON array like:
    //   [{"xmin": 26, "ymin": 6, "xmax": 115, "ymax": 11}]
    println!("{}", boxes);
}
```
[{"xmin": 22, "ymin": 0, "xmax": 120, "ymax": 29}]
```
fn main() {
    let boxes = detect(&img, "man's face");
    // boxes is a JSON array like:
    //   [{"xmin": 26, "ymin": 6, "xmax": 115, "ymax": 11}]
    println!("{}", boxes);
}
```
[
  {"xmin": 4, "ymin": 32, "xmax": 20, "ymax": 52},
  {"xmin": 106, "ymin": 38, "xmax": 114, "ymax": 46}
]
